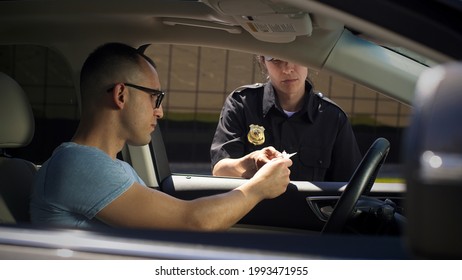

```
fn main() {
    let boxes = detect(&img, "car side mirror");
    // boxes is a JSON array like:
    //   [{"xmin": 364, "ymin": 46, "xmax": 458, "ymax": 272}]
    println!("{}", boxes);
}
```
[{"xmin": 404, "ymin": 62, "xmax": 462, "ymax": 259}]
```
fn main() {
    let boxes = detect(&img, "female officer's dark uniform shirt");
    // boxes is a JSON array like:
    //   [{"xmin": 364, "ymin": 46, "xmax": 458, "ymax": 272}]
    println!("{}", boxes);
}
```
[{"xmin": 210, "ymin": 82, "xmax": 362, "ymax": 182}]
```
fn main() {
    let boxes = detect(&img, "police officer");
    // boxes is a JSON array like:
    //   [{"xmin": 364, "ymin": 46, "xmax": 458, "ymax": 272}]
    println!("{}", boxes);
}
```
[{"xmin": 210, "ymin": 55, "xmax": 362, "ymax": 181}]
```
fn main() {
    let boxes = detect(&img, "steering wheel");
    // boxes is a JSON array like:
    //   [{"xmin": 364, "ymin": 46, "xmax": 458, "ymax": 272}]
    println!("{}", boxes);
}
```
[{"xmin": 322, "ymin": 137, "xmax": 390, "ymax": 234}]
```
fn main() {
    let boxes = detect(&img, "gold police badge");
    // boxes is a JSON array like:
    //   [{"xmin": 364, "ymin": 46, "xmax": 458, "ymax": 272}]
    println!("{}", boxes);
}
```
[{"xmin": 247, "ymin": 124, "xmax": 265, "ymax": 145}]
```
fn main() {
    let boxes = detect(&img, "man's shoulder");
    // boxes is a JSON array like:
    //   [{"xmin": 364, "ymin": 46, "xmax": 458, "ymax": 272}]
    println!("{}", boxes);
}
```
[{"xmin": 49, "ymin": 142, "xmax": 111, "ymax": 165}]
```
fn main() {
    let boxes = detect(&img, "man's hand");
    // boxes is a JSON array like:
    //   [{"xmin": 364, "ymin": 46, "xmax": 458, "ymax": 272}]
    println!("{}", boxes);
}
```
[{"xmin": 249, "ymin": 156, "xmax": 293, "ymax": 200}]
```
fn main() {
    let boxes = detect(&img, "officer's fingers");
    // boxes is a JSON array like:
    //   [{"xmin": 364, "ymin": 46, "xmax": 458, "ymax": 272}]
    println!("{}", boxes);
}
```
[
  {"xmin": 263, "ymin": 146, "xmax": 282, "ymax": 158},
  {"xmin": 270, "ymin": 156, "xmax": 293, "ymax": 167}
]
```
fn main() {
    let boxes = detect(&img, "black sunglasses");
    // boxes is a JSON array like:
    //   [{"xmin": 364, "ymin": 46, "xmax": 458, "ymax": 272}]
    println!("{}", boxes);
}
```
[{"xmin": 107, "ymin": 83, "xmax": 165, "ymax": 108}]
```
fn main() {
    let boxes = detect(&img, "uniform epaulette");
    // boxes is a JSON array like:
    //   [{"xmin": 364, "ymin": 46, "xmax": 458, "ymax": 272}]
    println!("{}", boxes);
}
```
[
  {"xmin": 232, "ymin": 83, "xmax": 265, "ymax": 93},
  {"xmin": 315, "ymin": 91, "xmax": 347, "ymax": 114}
]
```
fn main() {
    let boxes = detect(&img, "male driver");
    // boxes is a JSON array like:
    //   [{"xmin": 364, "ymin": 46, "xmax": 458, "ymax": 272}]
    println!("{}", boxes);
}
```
[{"xmin": 30, "ymin": 43, "xmax": 292, "ymax": 230}]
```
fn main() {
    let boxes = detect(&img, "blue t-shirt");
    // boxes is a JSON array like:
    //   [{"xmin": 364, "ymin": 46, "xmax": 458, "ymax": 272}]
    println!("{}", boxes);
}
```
[{"xmin": 30, "ymin": 142, "xmax": 145, "ymax": 228}]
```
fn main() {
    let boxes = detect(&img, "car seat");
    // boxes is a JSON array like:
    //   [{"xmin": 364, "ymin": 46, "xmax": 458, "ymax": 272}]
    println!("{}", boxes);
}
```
[{"xmin": 0, "ymin": 72, "xmax": 37, "ymax": 224}]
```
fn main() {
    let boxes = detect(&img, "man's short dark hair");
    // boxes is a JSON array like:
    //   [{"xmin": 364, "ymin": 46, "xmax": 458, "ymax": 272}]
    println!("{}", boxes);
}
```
[{"xmin": 80, "ymin": 42, "xmax": 157, "ymax": 94}]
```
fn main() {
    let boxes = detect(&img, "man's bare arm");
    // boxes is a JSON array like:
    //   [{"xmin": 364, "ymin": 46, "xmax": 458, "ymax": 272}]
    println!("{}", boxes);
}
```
[{"xmin": 98, "ymin": 157, "xmax": 291, "ymax": 231}]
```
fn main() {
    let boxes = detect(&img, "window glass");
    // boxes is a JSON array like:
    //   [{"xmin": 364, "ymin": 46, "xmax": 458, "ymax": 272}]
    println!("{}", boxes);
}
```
[
  {"xmin": 2, "ymin": 44, "xmax": 410, "ymax": 179},
  {"xmin": 146, "ymin": 44, "xmax": 410, "ymax": 178}
]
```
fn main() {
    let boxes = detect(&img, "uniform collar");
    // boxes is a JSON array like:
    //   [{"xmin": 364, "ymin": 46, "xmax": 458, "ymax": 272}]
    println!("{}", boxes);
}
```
[
  {"xmin": 262, "ymin": 81, "xmax": 317, "ymax": 123},
  {"xmin": 262, "ymin": 83, "xmax": 277, "ymax": 117}
]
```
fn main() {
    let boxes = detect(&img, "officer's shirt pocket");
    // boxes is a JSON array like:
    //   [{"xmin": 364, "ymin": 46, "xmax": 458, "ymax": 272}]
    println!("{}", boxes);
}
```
[{"xmin": 298, "ymin": 146, "xmax": 331, "ymax": 181}]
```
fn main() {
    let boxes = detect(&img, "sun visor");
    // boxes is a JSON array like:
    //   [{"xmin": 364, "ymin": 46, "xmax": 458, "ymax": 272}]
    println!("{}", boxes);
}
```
[{"xmin": 209, "ymin": 0, "xmax": 313, "ymax": 43}]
